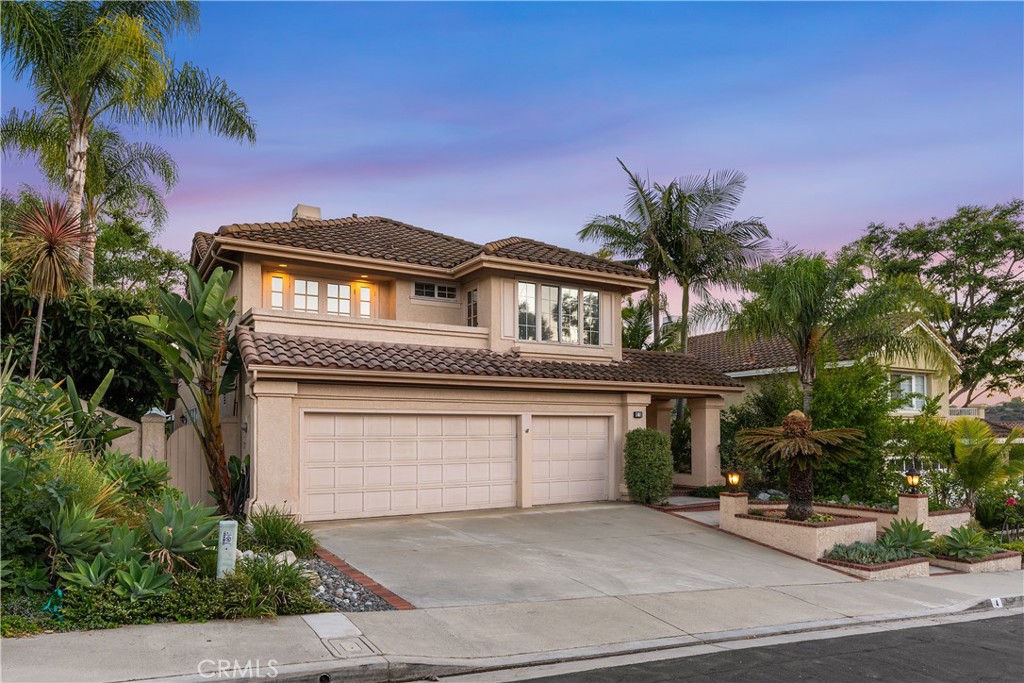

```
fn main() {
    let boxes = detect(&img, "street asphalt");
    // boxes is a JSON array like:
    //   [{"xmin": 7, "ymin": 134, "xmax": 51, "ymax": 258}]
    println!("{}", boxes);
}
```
[{"xmin": 522, "ymin": 615, "xmax": 1024, "ymax": 683}]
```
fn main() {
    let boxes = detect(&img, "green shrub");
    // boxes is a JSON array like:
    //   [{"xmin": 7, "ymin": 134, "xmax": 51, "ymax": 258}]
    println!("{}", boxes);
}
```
[
  {"xmin": 805, "ymin": 513, "xmax": 835, "ymax": 523},
  {"xmin": 826, "ymin": 541, "xmax": 914, "ymax": 565},
  {"xmin": 0, "ymin": 594, "xmax": 57, "ymax": 637},
  {"xmin": 999, "ymin": 540, "xmax": 1024, "ymax": 554},
  {"xmin": 671, "ymin": 411, "xmax": 691, "ymax": 473},
  {"xmin": 689, "ymin": 485, "xmax": 729, "ymax": 498},
  {"xmin": 100, "ymin": 451, "xmax": 170, "ymax": 499},
  {"xmin": 939, "ymin": 525, "xmax": 997, "ymax": 560},
  {"xmin": 877, "ymin": 518, "xmax": 935, "ymax": 557},
  {"xmin": 40, "ymin": 448, "xmax": 123, "ymax": 516},
  {"xmin": 227, "ymin": 556, "xmax": 325, "ymax": 618},
  {"xmin": 144, "ymin": 492, "xmax": 220, "ymax": 573},
  {"xmin": 241, "ymin": 505, "xmax": 318, "ymax": 558},
  {"xmin": 623, "ymin": 429, "xmax": 673, "ymax": 504}
]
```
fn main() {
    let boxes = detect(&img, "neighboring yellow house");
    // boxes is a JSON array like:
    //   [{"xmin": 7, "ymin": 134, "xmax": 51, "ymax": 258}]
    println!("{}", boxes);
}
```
[
  {"xmin": 687, "ymin": 321, "xmax": 961, "ymax": 417},
  {"xmin": 184, "ymin": 205, "xmax": 744, "ymax": 520}
]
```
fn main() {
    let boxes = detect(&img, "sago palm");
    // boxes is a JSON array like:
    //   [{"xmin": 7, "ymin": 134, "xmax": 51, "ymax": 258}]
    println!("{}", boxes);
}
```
[
  {"xmin": 579, "ymin": 159, "xmax": 677, "ymax": 346},
  {"xmin": 737, "ymin": 410, "xmax": 863, "ymax": 520},
  {"xmin": 949, "ymin": 418, "xmax": 1024, "ymax": 509},
  {"xmin": 5, "ymin": 201, "xmax": 85, "ymax": 380},
  {"xmin": 1, "ymin": 1, "xmax": 255, "ymax": 285},
  {"xmin": 694, "ymin": 250, "xmax": 951, "ymax": 413},
  {"xmin": 2, "ymin": 112, "xmax": 179, "ymax": 249}
]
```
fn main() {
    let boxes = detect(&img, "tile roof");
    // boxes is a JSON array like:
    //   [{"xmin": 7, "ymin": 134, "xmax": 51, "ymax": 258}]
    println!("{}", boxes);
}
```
[
  {"xmin": 236, "ymin": 327, "xmax": 742, "ymax": 389},
  {"xmin": 192, "ymin": 232, "xmax": 214, "ymax": 262},
  {"xmin": 686, "ymin": 331, "xmax": 843, "ymax": 374},
  {"xmin": 195, "ymin": 215, "xmax": 645, "ymax": 279},
  {"xmin": 982, "ymin": 419, "xmax": 1024, "ymax": 438}
]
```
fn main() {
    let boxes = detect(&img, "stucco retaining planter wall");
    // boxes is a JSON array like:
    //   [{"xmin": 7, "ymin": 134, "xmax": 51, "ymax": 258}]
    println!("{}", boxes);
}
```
[
  {"xmin": 818, "ymin": 556, "xmax": 931, "ymax": 580},
  {"xmin": 930, "ymin": 551, "xmax": 1023, "ymax": 574},
  {"xmin": 748, "ymin": 498, "xmax": 971, "ymax": 535}
]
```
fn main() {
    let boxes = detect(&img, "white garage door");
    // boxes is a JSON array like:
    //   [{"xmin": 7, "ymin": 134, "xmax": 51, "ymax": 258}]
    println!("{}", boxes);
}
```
[
  {"xmin": 302, "ymin": 413, "xmax": 517, "ymax": 520},
  {"xmin": 532, "ymin": 416, "xmax": 610, "ymax": 505}
]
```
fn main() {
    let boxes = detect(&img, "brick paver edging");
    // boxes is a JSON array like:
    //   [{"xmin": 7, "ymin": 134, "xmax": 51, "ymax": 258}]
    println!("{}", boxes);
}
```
[
  {"xmin": 315, "ymin": 547, "xmax": 415, "ymax": 610},
  {"xmin": 735, "ymin": 513, "xmax": 876, "ymax": 528},
  {"xmin": 819, "ymin": 556, "xmax": 930, "ymax": 572}
]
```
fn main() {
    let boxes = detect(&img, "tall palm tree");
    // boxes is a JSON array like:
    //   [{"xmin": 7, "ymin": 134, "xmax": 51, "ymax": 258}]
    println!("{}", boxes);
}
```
[
  {"xmin": 1, "ymin": 1, "xmax": 255, "ymax": 285},
  {"xmin": 2, "ymin": 112, "xmax": 179, "ymax": 249},
  {"xmin": 662, "ymin": 170, "xmax": 770, "ymax": 353},
  {"xmin": 6, "ymin": 200, "xmax": 85, "ymax": 380},
  {"xmin": 579, "ymin": 159, "xmax": 677, "ymax": 346},
  {"xmin": 694, "ymin": 250, "xmax": 951, "ymax": 414},
  {"xmin": 737, "ymin": 410, "xmax": 863, "ymax": 520},
  {"xmin": 949, "ymin": 418, "xmax": 1024, "ymax": 509}
]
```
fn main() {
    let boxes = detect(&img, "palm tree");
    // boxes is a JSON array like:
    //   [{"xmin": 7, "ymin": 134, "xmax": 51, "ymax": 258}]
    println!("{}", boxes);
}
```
[
  {"xmin": 949, "ymin": 418, "xmax": 1024, "ymax": 510},
  {"xmin": 131, "ymin": 266, "xmax": 241, "ymax": 514},
  {"xmin": 737, "ymin": 410, "xmax": 863, "ymax": 520},
  {"xmin": 662, "ymin": 170, "xmax": 770, "ymax": 353},
  {"xmin": 1, "ymin": 1, "xmax": 255, "ymax": 285},
  {"xmin": 2, "ymin": 113, "xmax": 179, "ymax": 255},
  {"xmin": 621, "ymin": 295, "xmax": 674, "ymax": 350},
  {"xmin": 6, "ymin": 200, "xmax": 85, "ymax": 380},
  {"xmin": 579, "ymin": 159, "xmax": 677, "ymax": 346},
  {"xmin": 694, "ymin": 250, "xmax": 951, "ymax": 414}
]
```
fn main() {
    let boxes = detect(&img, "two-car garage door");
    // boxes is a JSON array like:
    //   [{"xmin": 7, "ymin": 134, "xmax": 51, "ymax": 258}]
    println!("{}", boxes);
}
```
[{"xmin": 301, "ymin": 413, "xmax": 610, "ymax": 521}]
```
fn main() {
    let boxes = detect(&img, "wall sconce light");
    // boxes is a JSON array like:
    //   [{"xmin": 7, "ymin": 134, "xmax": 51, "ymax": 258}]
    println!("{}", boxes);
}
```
[
  {"xmin": 905, "ymin": 467, "xmax": 921, "ymax": 494},
  {"xmin": 726, "ymin": 468, "xmax": 742, "ymax": 490},
  {"xmin": 633, "ymin": 411, "xmax": 643, "ymax": 419}
]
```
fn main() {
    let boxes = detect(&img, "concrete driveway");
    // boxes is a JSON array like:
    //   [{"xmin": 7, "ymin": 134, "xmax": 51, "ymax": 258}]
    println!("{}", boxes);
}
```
[{"xmin": 312, "ymin": 503, "xmax": 853, "ymax": 609}]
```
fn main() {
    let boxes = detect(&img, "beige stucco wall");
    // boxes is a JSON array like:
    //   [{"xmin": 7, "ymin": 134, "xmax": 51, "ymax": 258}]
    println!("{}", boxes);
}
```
[
  {"xmin": 248, "ymin": 380, "xmax": 658, "ymax": 519},
  {"xmin": 930, "ymin": 553, "xmax": 1022, "ymax": 573},
  {"xmin": 822, "ymin": 558, "xmax": 930, "ymax": 580}
]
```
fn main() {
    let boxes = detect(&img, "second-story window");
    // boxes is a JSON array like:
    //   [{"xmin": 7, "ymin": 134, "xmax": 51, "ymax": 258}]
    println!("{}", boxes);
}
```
[
  {"xmin": 892, "ymin": 373, "xmax": 928, "ymax": 412},
  {"xmin": 270, "ymin": 276, "xmax": 285, "ymax": 310},
  {"xmin": 521, "ymin": 282, "xmax": 599, "ymax": 345},
  {"xmin": 327, "ymin": 283, "xmax": 352, "ymax": 316},
  {"xmin": 467, "ymin": 289, "xmax": 479, "ymax": 327},
  {"xmin": 414, "ymin": 282, "xmax": 457, "ymax": 300},
  {"xmin": 359, "ymin": 287, "xmax": 371, "ymax": 318},
  {"xmin": 293, "ymin": 279, "xmax": 319, "ymax": 313}
]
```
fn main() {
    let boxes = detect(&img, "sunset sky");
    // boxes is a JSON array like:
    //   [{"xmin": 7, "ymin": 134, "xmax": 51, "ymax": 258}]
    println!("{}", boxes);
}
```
[{"xmin": 2, "ymin": 2, "xmax": 1022, "ymax": 401}]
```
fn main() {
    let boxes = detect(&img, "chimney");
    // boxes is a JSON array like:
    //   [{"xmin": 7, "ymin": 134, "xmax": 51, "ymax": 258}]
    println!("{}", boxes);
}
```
[{"xmin": 291, "ymin": 204, "xmax": 321, "ymax": 221}]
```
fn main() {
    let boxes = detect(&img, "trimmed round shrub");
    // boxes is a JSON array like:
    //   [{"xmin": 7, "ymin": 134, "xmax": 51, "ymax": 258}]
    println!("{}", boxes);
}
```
[{"xmin": 624, "ymin": 428, "xmax": 673, "ymax": 504}]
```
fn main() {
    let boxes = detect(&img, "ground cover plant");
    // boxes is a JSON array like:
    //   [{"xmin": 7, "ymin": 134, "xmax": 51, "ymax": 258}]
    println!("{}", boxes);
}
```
[{"xmin": 826, "ymin": 542, "xmax": 915, "ymax": 566}]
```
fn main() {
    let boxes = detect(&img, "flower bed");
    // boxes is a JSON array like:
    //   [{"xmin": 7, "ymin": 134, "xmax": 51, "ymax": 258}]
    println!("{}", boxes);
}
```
[
  {"xmin": 749, "ymin": 497, "xmax": 971, "ymax": 536},
  {"xmin": 819, "ymin": 556, "xmax": 931, "ymax": 580},
  {"xmin": 930, "ymin": 551, "xmax": 1023, "ymax": 574}
]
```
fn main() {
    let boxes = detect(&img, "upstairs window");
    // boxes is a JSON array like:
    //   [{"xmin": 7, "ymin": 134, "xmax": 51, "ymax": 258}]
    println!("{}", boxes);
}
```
[
  {"xmin": 270, "ymin": 276, "xmax": 285, "ymax": 310},
  {"xmin": 327, "ymin": 283, "xmax": 352, "ymax": 316},
  {"xmin": 414, "ymin": 282, "xmax": 457, "ymax": 300},
  {"xmin": 892, "ymin": 373, "xmax": 928, "ymax": 412},
  {"xmin": 467, "ymin": 289, "xmax": 479, "ymax": 327},
  {"xmin": 518, "ymin": 282, "xmax": 600, "ymax": 346},
  {"xmin": 293, "ymin": 279, "xmax": 319, "ymax": 313},
  {"xmin": 359, "ymin": 287, "xmax": 372, "ymax": 318},
  {"xmin": 266, "ymin": 273, "xmax": 372, "ymax": 318}
]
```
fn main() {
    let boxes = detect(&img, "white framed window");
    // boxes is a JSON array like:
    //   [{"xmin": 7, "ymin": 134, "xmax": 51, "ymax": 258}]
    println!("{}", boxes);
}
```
[
  {"xmin": 413, "ymin": 282, "xmax": 457, "ymax": 300},
  {"xmin": 270, "ymin": 276, "xmax": 285, "ymax": 310},
  {"xmin": 467, "ymin": 289, "xmax": 479, "ymax": 327},
  {"xmin": 359, "ymin": 286, "xmax": 371, "ymax": 318},
  {"xmin": 892, "ymin": 373, "xmax": 928, "ymax": 412},
  {"xmin": 517, "ymin": 282, "xmax": 600, "ymax": 346},
  {"xmin": 293, "ymin": 279, "xmax": 319, "ymax": 313},
  {"xmin": 326, "ymin": 283, "xmax": 352, "ymax": 316}
]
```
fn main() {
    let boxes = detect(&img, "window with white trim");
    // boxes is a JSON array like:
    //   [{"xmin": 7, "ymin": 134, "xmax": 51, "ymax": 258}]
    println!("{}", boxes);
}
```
[
  {"xmin": 266, "ymin": 273, "xmax": 373, "ymax": 318},
  {"xmin": 467, "ymin": 289, "xmax": 479, "ymax": 327},
  {"xmin": 517, "ymin": 282, "xmax": 600, "ymax": 346},
  {"xmin": 413, "ymin": 282, "xmax": 457, "ymax": 300},
  {"xmin": 270, "ymin": 276, "xmax": 285, "ymax": 310},
  {"xmin": 293, "ymin": 279, "xmax": 319, "ymax": 313},
  {"xmin": 892, "ymin": 373, "xmax": 928, "ymax": 412},
  {"xmin": 326, "ymin": 283, "xmax": 352, "ymax": 316},
  {"xmin": 358, "ymin": 286, "xmax": 371, "ymax": 318}
]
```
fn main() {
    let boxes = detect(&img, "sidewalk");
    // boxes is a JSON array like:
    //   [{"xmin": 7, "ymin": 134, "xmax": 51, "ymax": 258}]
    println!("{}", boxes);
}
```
[{"xmin": 2, "ymin": 570, "xmax": 1021, "ymax": 683}]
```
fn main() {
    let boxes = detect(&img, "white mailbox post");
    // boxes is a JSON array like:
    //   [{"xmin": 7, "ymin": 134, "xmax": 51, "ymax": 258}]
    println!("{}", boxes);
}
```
[{"xmin": 217, "ymin": 519, "xmax": 238, "ymax": 579}]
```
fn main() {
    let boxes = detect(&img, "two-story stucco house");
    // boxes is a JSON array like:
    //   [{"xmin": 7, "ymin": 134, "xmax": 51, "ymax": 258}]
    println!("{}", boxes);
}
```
[
  {"xmin": 687, "ymin": 321, "xmax": 960, "ymax": 417},
  {"xmin": 188, "ymin": 205, "xmax": 743, "ymax": 521}
]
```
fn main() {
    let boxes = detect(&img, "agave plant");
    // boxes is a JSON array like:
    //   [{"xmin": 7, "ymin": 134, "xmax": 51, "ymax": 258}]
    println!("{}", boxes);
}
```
[
  {"xmin": 42, "ymin": 502, "xmax": 110, "ymax": 563},
  {"xmin": 877, "ymin": 518, "xmax": 935, "ymax": 557},
  {"xmin": 102, "ymin": 524, "xmax": 145, "ymax": 566},
  {"xmin": 58, "ymin": 554, "xmax": 114, "ymax": 589},
  {"xmin": 101, "ymin": 451, "xmax": 171, "ymax": 498},
  {"xmin": 145, "ymin": 492, "xmax": 221, "ymax": 573},
  {"xmin": 939, "ymin": 525, "xmax": 997, "ymax": 560},
  {"xmin": 113, "ymin": 559, "xmax": 172, "ymax": 601}
]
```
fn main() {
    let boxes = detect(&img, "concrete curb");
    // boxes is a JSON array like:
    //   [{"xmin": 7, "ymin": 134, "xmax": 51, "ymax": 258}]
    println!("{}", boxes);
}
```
[{"xmin": 141, "ymin": 593, "xmax": 1023, "ymax": 683}]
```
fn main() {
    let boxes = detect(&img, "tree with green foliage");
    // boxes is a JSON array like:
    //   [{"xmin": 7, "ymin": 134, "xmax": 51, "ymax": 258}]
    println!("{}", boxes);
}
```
[
  {"xmin": 1, "ymin": 0, "xmax": 256, "ymax": 285},
  {"xmin": 858, "ymin": 200, "xmax": 1024, "ymax": 405},
  {"xmin": 131, "ymin": 266, "xmax": 240, "ymax": 514},
  {"xmin": 948, "ymin": 418, "xmax": 1024, "ymax": 509},
  {"xmin": 720, "ymin": 375, "xmax": 802, "ymax": 487},
  {"xmin": 6, "ymin": 201, "xmax": 84, "ymax": 380},
  {"xmin": 737, "ymin": 410, "xmax": 863, "ymax": 521},
  {"xmin": 695, "ymin": 250, "xmax": 951, "ymax": 413},
  {"xmin": 94, "ymin": 210, "xmax": 185, "ymax": 295},
  {"xmin": 580, "ymin": 160, "xmax": 680, "ymax": 346},
  {"xmin": 987, "ymin": 398, "xmax": 1024, "ymax": 423}
]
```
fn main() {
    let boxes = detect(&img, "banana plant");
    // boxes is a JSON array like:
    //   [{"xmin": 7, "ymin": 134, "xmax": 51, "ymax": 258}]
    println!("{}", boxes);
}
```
[
  {"xmin": 113, "ymin": 560, "xmax": 172, "ymax": 601},
  {"xmin": 63, "ymin": 369, "xmax": 133, "ymax": 455},
  {"xmin": 58, "ymin": 554, "xmax": 114, "ymax": 589}
]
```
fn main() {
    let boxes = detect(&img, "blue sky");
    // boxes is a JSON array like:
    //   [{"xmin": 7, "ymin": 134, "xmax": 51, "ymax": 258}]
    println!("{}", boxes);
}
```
[{"xmin": 3, "ymin": 1, "xmax": 1022, "ymax": 277}]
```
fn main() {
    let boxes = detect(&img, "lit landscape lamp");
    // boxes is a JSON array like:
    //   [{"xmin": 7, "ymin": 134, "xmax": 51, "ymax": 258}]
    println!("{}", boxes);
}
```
[
  {"xmin": 725, "ymin": 468, "xmax": 742, "ymax": 491},
  {"xmin": 905, "ymin": 467, "xmax": 921, "ymax": 495}
]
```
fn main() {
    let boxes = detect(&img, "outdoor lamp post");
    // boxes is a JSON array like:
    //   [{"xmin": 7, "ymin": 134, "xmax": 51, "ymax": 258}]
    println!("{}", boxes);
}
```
[
  {"xmin": 905, "ymin": 467, "xmax": 921, "ymax": 494},
  {"xmin": 726, "ymin": 468, "xmax": 742, "ymax": 491}
]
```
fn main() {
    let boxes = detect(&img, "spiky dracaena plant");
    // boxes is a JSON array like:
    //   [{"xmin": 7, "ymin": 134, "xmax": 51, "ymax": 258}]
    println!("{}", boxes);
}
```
[
  {"xmin": 130, "ymin": 266, "xmax": 240, "ymax": 513},
  {"xmin": 736, "ymin": 410, "xmax": 864, "ymax": 520},
  {"xmin": 5, "ymin": 200, "xmax": 84, "ymax": 379}
]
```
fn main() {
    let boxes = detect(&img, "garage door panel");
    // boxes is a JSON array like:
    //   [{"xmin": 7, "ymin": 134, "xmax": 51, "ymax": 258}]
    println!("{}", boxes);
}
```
[
  {"xmin": 532, "ymin": 416, "xmax": 610, "ymax": 506},
  {"xmin": 303, "ymin": 413, "xmax": 517, "ymax": 520}
]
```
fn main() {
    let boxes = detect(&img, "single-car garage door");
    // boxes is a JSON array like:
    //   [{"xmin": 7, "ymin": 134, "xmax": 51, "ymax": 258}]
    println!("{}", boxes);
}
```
[
  {"xmin": 302, "ymin": 413, "xmax": 517, "ymax": 520},
  {"xmin": 532, "ymin": 416, "xmax": 610, "ymax": 505}
]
